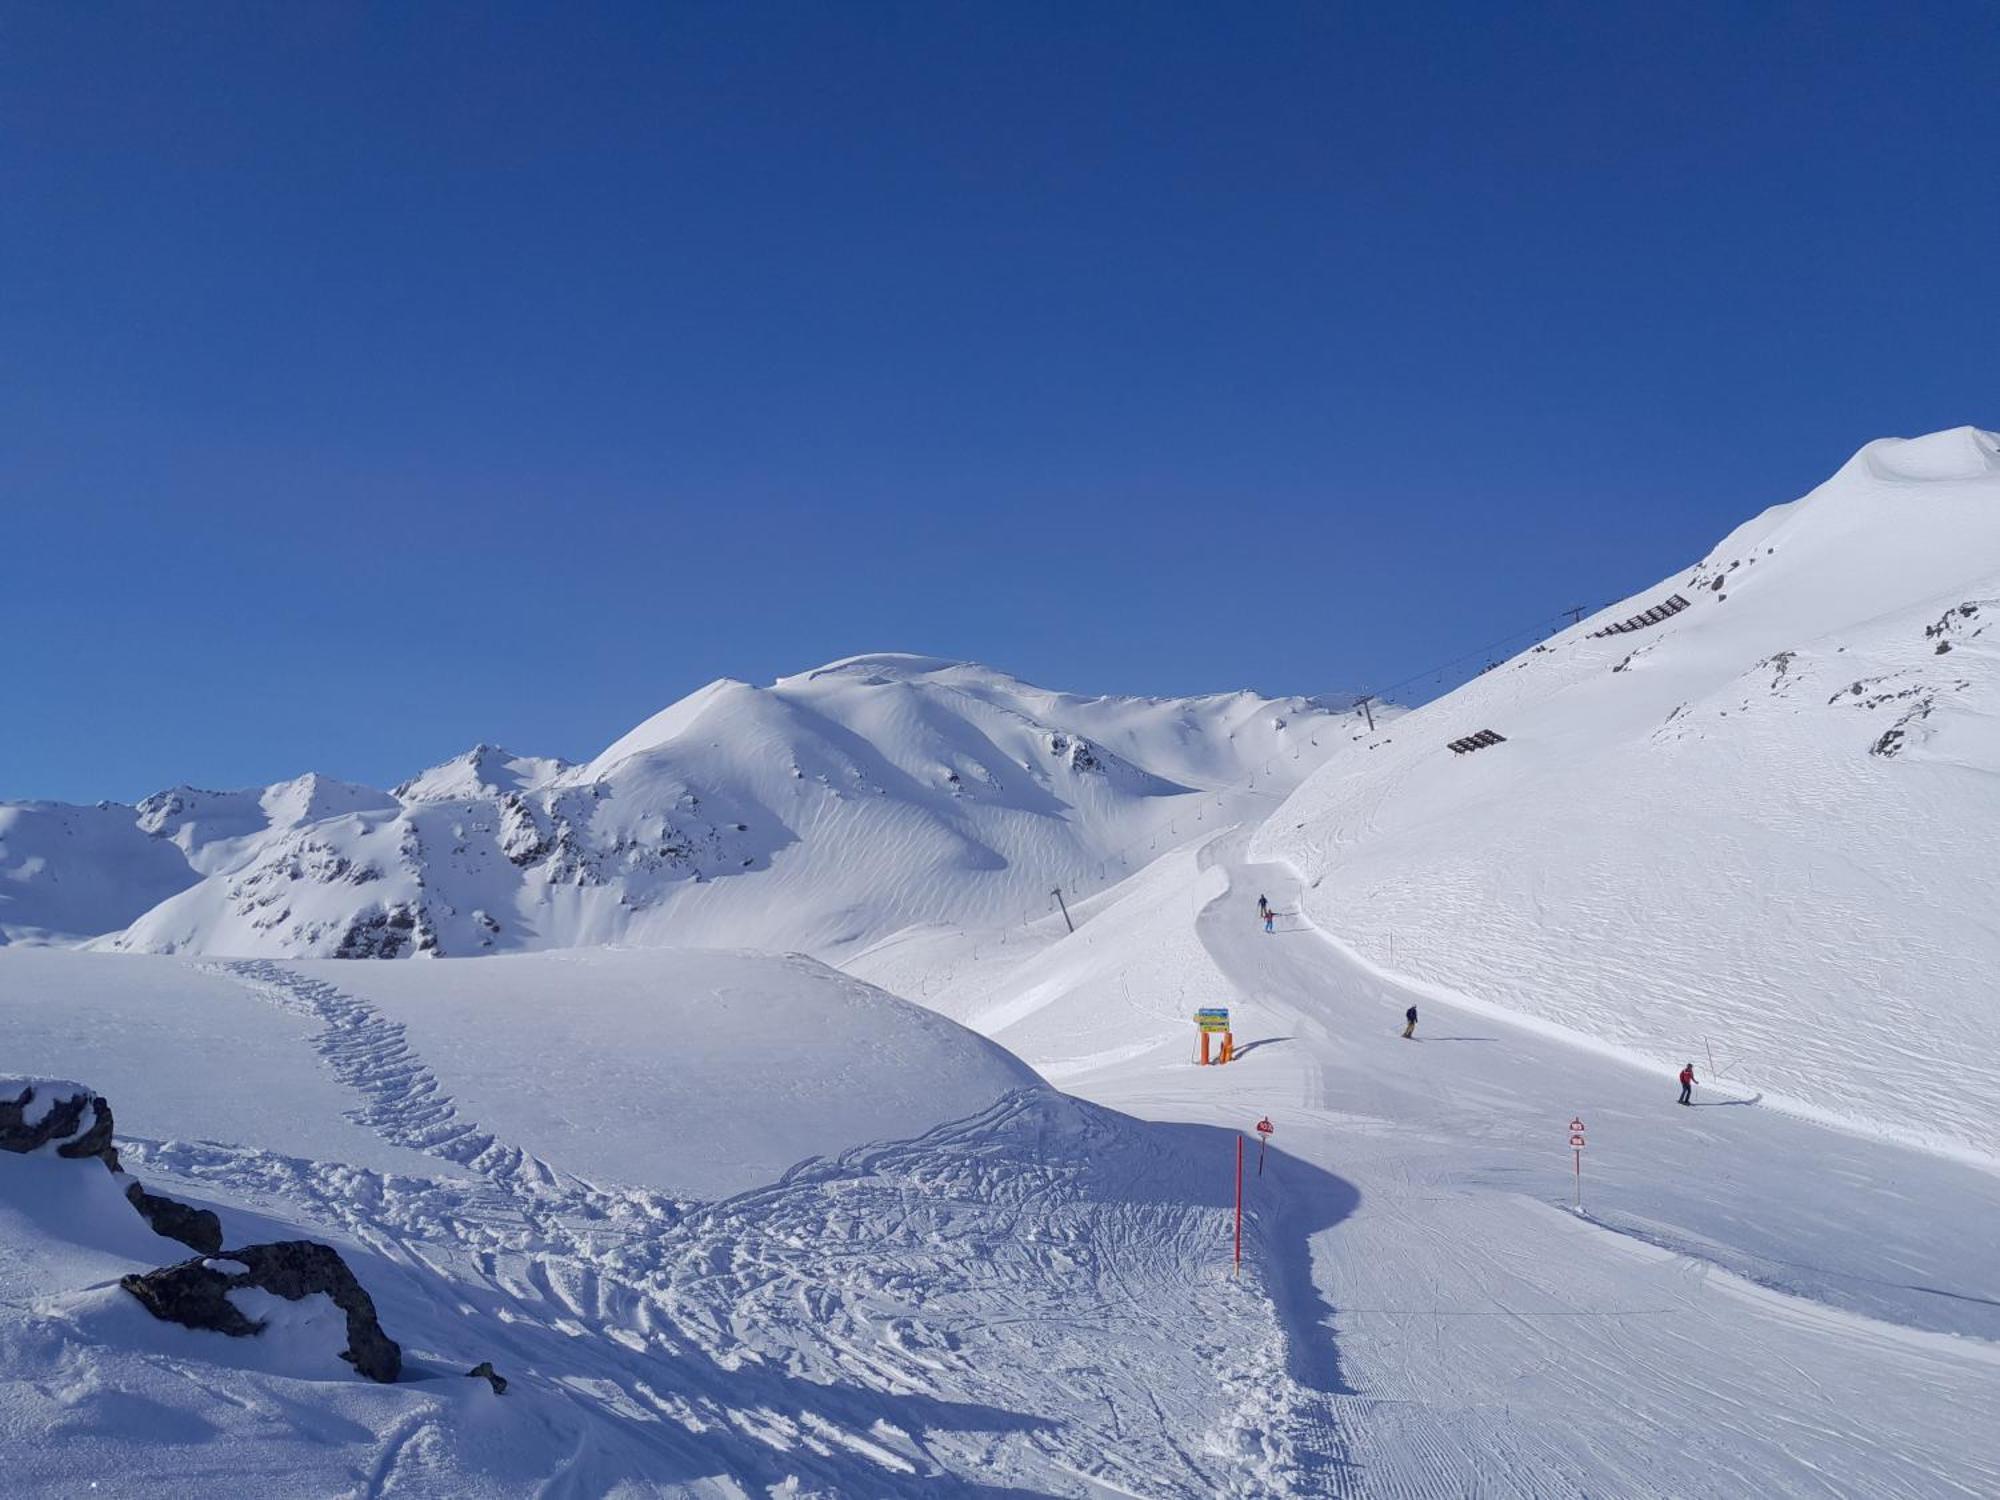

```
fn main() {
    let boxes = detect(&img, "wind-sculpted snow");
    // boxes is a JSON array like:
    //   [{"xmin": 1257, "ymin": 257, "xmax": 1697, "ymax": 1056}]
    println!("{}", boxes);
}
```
[
  {"xmin": 89, "ymin": 656, "xmax": 1355, "ymax": 960},
  {"xmin": 1257, "ymin": 425, "xmax": 2000, "ymax": 1163}
]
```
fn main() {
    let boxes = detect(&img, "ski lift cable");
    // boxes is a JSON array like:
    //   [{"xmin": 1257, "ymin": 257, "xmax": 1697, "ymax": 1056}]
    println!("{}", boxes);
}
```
[{"xmin": 1363, "ymin": 607, "xmax": 1590, "ymax": 705}]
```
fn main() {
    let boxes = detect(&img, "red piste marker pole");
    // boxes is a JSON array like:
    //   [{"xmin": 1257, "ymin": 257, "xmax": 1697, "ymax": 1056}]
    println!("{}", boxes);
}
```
[{"xmin": 1233, "ymin": 1134, "xmax": 1244, "ymax": 1275}]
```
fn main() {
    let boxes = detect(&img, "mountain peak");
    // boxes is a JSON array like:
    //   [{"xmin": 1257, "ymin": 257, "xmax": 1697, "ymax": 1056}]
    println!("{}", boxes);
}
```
[
  {"xmin": 791, "ymin": 653, "xmax": 982, "ymax": 684},
  {"xmin": 395, "ymin": 746, "xmax": 571, "ymax": 803},
  {"xmin": 1848, "ymin": 425, "xmax": 2000, "ymax": 485}
]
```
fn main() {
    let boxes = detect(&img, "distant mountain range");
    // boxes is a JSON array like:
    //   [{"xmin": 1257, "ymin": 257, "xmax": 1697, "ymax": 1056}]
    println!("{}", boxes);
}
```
[{"xmin": 3, "ymin": 656, "xmax": 1363, "ymax": 958}]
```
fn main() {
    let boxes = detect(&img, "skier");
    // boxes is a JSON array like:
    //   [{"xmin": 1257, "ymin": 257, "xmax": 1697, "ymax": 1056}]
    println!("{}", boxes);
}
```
[
  {"xmin": 1402, "ymin": 1004, "xmax": 1417, "ymax": 1039},
  {"xmin": 1257, "ymin": 893, "xmax": 1269, "ymax": 919},
  {"xmin": 1263, "ymin": 908, "xmax": 1275, "ymax": 934},
  {"xmin": 1678, "ymin": 1062, "xmax": 1696, "ymax": 1105}
]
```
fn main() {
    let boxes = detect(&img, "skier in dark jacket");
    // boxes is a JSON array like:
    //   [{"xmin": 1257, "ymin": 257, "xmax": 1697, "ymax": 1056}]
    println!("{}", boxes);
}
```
[
  {"xmin": 1678, "ymin": 1063, "xmax": 1696, "ymax": 1105},
  {"xmin": 1257, "ymin": 894, "xmax": 1269, "ymax": 919},
  {"xmin": 1402, "ymin": 1005, "xmax": 1417, "ymax": 1039}
]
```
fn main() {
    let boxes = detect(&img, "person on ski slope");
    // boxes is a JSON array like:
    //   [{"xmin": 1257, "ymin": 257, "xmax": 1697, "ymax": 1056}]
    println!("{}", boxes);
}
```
[
  {"xmin": 1678, "ymin": 1063, "xmax": 1697, "ymax": 1105},
  {"xmin": 1257, "ymin": 893, "xmax": 1269, "ymax": 918},
  {"xmin": 1263, "ymin": 909, "xmax": 1275, "ymax": 934},
  {"xmin": 1402, "ymin": 1004, "xmax": 1417, "ymax": 1039}
]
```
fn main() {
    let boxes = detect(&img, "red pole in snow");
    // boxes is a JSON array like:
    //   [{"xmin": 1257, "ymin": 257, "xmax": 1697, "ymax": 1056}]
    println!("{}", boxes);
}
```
[
  {"xmin": 1234, "ymin": 1135, "xmax": 1244, "ymax": 1275},
  {"xmin": 1569, "ymin": 1117, "xmax": 1587, "ymax": 1212}
]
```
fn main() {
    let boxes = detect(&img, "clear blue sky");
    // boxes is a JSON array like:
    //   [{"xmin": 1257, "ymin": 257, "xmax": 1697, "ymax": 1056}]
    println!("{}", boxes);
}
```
[{"xmin": 4, "ymin": 3, "xmax": 1994, "ymax": 802}]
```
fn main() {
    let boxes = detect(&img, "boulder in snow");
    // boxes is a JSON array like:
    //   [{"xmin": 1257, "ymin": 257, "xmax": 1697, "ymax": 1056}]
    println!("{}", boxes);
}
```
[
  {"xmin": 466, "ymin": 1359, "xmax": 508, "ymax": 1394},
  {"xmin": 120, "ymin": 1241, "xmax": 402, "ymax": 1383},
  {"xmin": 1, "ymin": 1078, "xmax": 120, "ymax": 1169},
  {"xmin": 2, "ymin": 1077, "xmax": 222, "ymax": 1253}
]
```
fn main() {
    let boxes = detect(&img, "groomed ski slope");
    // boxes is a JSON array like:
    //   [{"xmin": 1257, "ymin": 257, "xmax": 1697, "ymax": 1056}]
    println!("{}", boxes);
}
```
[
  {"xmin": 954, "ymin": 826, "xmax": 2000, "ymax": 1497},
  {"xmin": 1256, "ymin": 426, "xmax": 2000, "ymax": 1167}
]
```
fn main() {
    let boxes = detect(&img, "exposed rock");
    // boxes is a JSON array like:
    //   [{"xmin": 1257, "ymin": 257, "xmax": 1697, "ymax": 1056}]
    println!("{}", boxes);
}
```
[
  {"xmin": 121, "ymin": 1241, "xmax": 402, "ymax": 1383},
  {"xmin": 334, "ymin": 901, "xmax": 437, "ymax": 959},
  {"xmin": 2, "ymin": 1080, "xmax": 122, "ymax": 1171},
  {"xmin": 1045, "ymin": 732, "xmax": 1103, "ymax": 773},
  {"xmin": 5, "ymin": 1079, "xmax": 226, "ymax": 1252},
  {"xmin": 466, "ymin": 1360, "xmax": 508, "ymax": 1395},
  {"xmin": 124, "ymin": 1180, "xmax": 224, "ymax": 1254}
]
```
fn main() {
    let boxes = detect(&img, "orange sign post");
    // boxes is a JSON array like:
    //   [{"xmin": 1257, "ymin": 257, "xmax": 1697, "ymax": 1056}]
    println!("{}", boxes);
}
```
[{"xmin": 1195, "ymin": 1008, "xmax": 1232, "ymax": 1065}]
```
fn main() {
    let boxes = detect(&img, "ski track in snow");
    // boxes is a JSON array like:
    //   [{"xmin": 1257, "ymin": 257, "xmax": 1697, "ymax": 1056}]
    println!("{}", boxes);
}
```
[
  {"xmin": 123, "ymin": 959, "xmax": 1320, "ymax": 1496},
  {"xmin": 1173, "ymin": 837, "xmax": 2000, "ymax": 1498}
]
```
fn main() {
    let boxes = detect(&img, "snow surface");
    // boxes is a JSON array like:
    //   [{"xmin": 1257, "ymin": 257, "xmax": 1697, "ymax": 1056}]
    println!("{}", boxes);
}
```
[
  {"xmin": 903, "ymin": 822, "xmax": 2000, "ymax": 1495},
  {"xmin": 272, "ymin": 946, "xmax": 1048, "ymax": 1199},
  {"xmin": 1255, "ymin": 425, "xmax": 2000, "ymax": 1165},
  {"xmin": 2, "ymin": 948, "xmax": 1295, "ymax": 1496},
  {"xmin": 0, "ymin": 800, "xmax": 201, "ymax": 945},
  {"xmin": 0, "ymin": 948, "xmax": 445, "ymax": 1178}
]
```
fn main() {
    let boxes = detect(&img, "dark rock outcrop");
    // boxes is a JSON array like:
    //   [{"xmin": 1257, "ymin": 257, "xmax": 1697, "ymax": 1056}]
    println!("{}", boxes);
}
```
[
  {"xmin": 4, "ymin": 1080, "xmax": 222, "ymax": 1252},
  {"xmin": 123, "ymin": 1180, "xmax": 224, "ymax": 1255},
  {"xmin": 1, "ymin": 1081, "xmax": 121, "ymax": 1170},
  {"xmin": 466, "ymin": 1360, "xmax": 508, "ymax": 1395},
  {"xmin": 121, "ymin": 1241, "xmax": 402, "ymax": 1383}
]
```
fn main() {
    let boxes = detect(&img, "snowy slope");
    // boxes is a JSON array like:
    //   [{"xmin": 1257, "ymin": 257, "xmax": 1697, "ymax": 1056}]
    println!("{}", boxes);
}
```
[
  {"xmin": 0, "ymin": 800, "xmax": 201, "ymax": 945},
  {"xmin": 269, "ymin": 946, "xmax": 1048, "ymax": 1199},
  {"xmin": 0, "ymin": 773, "xmax": 396, "ymax": 946},
  {"xmin": 1254, "ymin": 425, "xmax": 2000, "ymax": 1162},
  {"xmin": 846, "ymin": 817, "xmax": 2000, "ymax": 1496},
  {"xmin": 103, "ymin": 655, "xmax": 1359, "ymax": 960},
  {"xmin": 1, "ymin": 946, "xmax": 1310, "ymax": 1496}
]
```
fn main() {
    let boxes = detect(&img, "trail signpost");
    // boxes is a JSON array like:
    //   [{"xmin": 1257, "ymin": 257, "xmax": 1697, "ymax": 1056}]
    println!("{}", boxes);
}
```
[
  {"xmin": 1195, "ymin": 1007, "xmax": 1234, "ymax": 1065},
  {"xmin": 1569, "ymin": 1116, "xmax": 1586, "ymax": 1210},
  {"xmin": 1255, "ymin": 1116, "xmax": 1273, "ymax": 1176}
]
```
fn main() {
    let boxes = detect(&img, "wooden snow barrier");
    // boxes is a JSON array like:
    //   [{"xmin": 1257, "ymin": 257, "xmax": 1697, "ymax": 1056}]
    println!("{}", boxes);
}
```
[
  {"xmin": 1448, "ymin": 729, "xmax": 1507, "ymax": 755},
  {"xmin": 1590, "ymin": 593, "xmax": 1690, "ymax": 637}
]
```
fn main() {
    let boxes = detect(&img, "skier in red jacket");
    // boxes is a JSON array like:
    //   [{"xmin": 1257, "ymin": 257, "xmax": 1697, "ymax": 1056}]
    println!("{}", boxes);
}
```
[{"xmin": 1678, "ymin": 1063, "xmax": 1696, "ymax": 1106}]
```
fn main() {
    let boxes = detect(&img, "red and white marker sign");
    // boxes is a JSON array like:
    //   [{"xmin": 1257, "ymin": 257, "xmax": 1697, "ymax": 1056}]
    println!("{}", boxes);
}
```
[
  {"xmin": 1256, "ymin": 1117, "xmax": 1274, "ymax": 1137},
  {"xmin": 1568, "ymin": 1117, "xmax": 1586, "ymax": 1209}
]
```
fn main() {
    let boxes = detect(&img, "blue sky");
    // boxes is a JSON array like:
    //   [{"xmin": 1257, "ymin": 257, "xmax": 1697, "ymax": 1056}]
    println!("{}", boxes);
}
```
[{"xmin": 3, "ymin": 3, "xmax": 1995, "ymax": 802}]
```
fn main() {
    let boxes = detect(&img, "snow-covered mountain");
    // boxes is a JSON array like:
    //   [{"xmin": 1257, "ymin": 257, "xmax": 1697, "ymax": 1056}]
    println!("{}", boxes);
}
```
[
  {"xmin": 0, "ymin": 657, "xmax": 1359, "ymax": 958},
  {"xmin": 9, "ymin": 430, "xmax": 2000, "ymax": 1499},
  {"xmin": 0, "ymin": 801, "xmax": 202, "ymax": 946},
  {"xmin": 1255, "ymin": 424, "xmax": 2000, "ymax": 1162},
  {"xmin": 0, "ymin": 774, "xmax": 396, "ymax": 946}
]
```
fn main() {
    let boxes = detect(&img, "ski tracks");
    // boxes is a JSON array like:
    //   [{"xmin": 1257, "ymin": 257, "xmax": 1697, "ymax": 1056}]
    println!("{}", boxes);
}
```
[
  {"xmin": 211, "ymin": 960, "xmax": 616, "ymax": 1226},
  {"xmin": 165, "ymin": 960, "xmax": 1288, "ymax": 1496}
]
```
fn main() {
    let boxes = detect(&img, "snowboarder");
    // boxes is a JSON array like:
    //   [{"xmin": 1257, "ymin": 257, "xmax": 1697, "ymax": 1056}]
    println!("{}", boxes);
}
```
[
  {"xmin": 1402, "ymin": 1004, "xmax": 1417, "ymax": 1039},
  {"xmin": 1678, "ymin": 1063, "xmax": 1696, "ymax": 1105}
]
